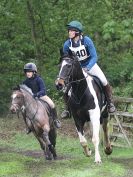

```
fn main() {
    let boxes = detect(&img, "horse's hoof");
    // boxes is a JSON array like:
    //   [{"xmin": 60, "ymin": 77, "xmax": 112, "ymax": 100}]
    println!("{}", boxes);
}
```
[
  {"xmin": 94, "ymin": 160, "xmax": 102, "ymax": 164},
  {"xmin": 45, "ymin": 155, "xmax": 53, "ymax": 160},
  {"xmin": 53, "ymin": 156, "xmax": 57, "ymax": 160},
  {"xmin": 83, "ymin": 149, "xmax": 92, "ymax": 157},
  {"xmin": 104, "ymin": 146, "xmax": 113, "ymax": 155}
]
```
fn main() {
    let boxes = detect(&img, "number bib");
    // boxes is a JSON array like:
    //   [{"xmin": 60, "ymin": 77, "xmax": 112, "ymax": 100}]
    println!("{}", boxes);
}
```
[{"xmin": 69, "ymin": 40, "xmax": 88, "ymax": 61}]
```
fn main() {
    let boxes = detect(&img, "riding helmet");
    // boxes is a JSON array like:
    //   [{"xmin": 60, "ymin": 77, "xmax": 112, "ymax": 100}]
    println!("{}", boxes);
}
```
[
  {"xmin": 67, "ymin": 21, "xmax": 83, "ymax": 32},
  {"xmin": 24, "ymin": 63, "xmax": 37, "ymax": 73}
]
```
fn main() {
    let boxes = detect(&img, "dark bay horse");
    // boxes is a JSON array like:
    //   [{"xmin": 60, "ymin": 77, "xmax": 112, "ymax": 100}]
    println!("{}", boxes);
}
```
[
  {"xmin": 10, "ymin": 84, "xmax": 57, "ymax": 160},
  {"xmin": 55, "ymin": 51, "xmax": 112, "ymax": 163}
]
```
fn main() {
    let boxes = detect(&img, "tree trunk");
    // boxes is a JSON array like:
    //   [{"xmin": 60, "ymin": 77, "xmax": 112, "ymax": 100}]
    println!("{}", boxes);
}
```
[{"xmin": 26, "ymin": 0, "xmax": 41, "ymax": 62}]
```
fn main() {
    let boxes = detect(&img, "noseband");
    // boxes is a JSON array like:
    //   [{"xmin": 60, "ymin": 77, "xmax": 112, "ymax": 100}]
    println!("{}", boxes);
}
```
[
  {"xmin": 11, "ymin": 89, "xmax": 38, "ymax": 120},
  {"xmin": 11, "ymin": 92, "xmax": 24, "ymax": 111},
  {"xmin": 59, "ymin": 57, "xmax": 88, "ymax": 87}
]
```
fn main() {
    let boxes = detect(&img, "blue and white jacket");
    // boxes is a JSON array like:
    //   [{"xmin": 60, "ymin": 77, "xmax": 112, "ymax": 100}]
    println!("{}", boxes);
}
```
[{"xmin": 63, "ymin": 35, "xmax": 98, "ymax": 70}]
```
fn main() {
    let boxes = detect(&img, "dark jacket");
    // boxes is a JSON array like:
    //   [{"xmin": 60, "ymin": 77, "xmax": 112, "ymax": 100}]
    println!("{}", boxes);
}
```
[{"xmin": 23, "ymin": 75, "xmax": 46, "ymax": 97}]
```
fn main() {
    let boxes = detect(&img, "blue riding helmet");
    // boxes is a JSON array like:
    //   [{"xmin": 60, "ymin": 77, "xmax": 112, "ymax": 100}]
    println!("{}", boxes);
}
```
[
  {"xmin": 24, "ymin": 63, "xmax": 37, "ymax": 73},
  {"xmin": 67, "ymin": 21, "xmax": 83, "ymax": 32}
]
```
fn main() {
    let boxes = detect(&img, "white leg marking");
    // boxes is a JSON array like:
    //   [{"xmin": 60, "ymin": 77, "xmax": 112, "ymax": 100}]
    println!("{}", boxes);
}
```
[
  {"xmin": 86, "ymin": 77, "xmax": 101, "ymax": 163},
  {"xmin": 77, "ymin": 131, "xmax": 92, "ymax": 157},
  {"xmin": 77, "ymin": 131, "xmax": 87, "ymax": 145}
]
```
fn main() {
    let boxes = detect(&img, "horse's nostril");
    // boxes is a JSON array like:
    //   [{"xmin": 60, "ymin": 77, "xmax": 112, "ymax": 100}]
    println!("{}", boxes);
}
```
[
  {"xmin": 56, "ymin": 83, "xmax": 63, "ymax": 90},
  {"xmin": 10, "ymin": 107, "xmax": 16, "ymax": 113}
]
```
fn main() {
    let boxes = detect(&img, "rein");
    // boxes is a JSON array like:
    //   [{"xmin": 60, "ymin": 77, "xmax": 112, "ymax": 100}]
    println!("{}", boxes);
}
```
[
  {"xmin": 22, "ymin": 90, "xmax": 39, "ymax": 120},
  {"xmin": 11, "ymin": 87, "xmax": 39, "ymax": 120},
  {"xmin": 65, "ymin": 60, "xmax": 89, "ymax": 104},
  {"xmin": 24, "ymin": 98, "xmax": 38, "ymax": 120},
  {"xmin": 65, "ymin": 74, "xmax": 89, "ymax": 87},
  {"xmin": 59, "ymin": 57, "xmax": 89, "ymax": 87}
]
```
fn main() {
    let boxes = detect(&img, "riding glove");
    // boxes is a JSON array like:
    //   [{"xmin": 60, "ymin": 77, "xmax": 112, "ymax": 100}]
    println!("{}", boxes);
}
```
[{"xmin": 33, "ymin": 94, "xmax": 38, "ymax": 98}]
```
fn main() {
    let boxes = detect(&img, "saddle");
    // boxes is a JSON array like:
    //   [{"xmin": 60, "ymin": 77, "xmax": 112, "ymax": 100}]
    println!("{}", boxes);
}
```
[
  {"xmin": 39, "ymin": 99, "xmax": 52, "ymax": 117},
  {"xmin": 91, "ymin": 75, "xmax": 106, "ymax": 108}
]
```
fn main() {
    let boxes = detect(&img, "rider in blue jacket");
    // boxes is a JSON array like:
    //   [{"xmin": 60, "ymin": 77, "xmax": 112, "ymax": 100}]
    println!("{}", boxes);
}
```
[
  {"xmin": 23, "ymin": 63, "xmax": 61, "ymax": 133},
  {"xmin": 61, "ymin": 20, "xmax": 115, "ymax": 118}
]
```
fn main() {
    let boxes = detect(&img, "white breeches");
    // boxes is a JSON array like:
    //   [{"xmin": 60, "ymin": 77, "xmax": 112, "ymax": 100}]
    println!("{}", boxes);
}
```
[
  {"xmin": 88, "ymin": 63, "xmax": 108, "ymax": 86},
  {"xmin": 40, "ymin": 95, "xmax": 55, "ymax": 109}
]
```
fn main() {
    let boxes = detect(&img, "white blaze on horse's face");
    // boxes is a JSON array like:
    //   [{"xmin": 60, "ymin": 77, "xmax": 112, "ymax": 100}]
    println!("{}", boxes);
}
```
[
  {"xmin": 59, "ymin": 60, "xmax": 68, "ymax": 77},
  {"xmin": 10, "ymin": 93, "xmax": 19, "ymax": 113},
  {"xmin": 12, "ymin": 93, "xmax": 17, "ymax": 99},
  {"xmin": 10, "ymin": 91, "xmax": 24, "ymax": 113},
  {"xmin": 57, "ymin": 60, "xmax": 69, "ymax": 86}
]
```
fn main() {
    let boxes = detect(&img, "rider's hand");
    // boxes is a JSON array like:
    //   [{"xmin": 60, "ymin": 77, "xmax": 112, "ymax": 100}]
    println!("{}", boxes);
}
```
[
  {"xmin": 83, "ymin": 67, "xmax": 89, "ymax": 73},
  {"xmin": 33, "ymin": 94, "xmax": 38, "ymax": 98}
]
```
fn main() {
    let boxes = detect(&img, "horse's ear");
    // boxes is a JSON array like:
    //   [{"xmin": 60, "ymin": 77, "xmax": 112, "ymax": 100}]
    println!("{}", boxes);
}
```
[
  {"xmin": 60, "ymin": 48, "xmax": 64, "ymax": 57},
  {"xmin": 59, "ymin": 48, "xmax": 65, "ymax": 63},
  {"xmin": 12, "ymin": 85, "xmax": 20, "ymax": 91}
]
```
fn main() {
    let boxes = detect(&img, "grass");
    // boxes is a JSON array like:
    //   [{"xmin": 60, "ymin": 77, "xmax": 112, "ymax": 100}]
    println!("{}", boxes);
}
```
[{"xmin": 0, "ymin": 116, "xmax": 133, "ymax": 177}]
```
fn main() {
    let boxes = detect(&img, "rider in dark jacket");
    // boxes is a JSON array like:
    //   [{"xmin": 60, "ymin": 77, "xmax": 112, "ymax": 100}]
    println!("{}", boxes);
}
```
[
  {"xmin": 61, "ymin": 20, "xmax": 115, "ymax": 118},
  {"xmin": 23, "ymin": 63, "xmax": 61, "ymax": 133}
]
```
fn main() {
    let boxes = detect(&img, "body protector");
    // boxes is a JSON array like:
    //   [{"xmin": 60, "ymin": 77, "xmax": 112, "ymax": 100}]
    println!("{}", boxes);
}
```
[
  {"xmin": 23, "ymin": 77, "xmax": 40, "ymax": 94},
  {"xmin": 23, "ymin": 75, "xmax": 46, "ymax": 97},
  {"xmin": 69, "ymin": 38, "xmax": 89, "ymax": 62}
]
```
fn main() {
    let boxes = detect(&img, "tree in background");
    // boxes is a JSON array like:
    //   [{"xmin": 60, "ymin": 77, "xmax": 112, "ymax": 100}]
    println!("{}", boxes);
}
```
[{"xmin": 0, "ymin": 0, "xmax": 132, "ymax": 114}]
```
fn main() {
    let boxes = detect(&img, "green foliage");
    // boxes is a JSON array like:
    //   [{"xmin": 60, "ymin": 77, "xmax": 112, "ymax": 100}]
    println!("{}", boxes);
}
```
[
  {"xmin": 0, "ymin": 117, "xmax": 133, "ymax": 177},
  {"xmin": 0, "ymin": 0, "xmax": 132, "ymax": 114}
]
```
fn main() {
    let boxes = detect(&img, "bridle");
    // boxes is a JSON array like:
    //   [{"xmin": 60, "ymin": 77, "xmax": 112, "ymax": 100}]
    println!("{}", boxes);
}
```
[
  {"xmin": 59, "ymin": 56, "xmax": 88, "ymax": 87},
  {"xmin": 11, "ymin": 89, "xmax": 38, "ymax": 120},
  {"xmin": 21, "ymin": 88, "xmax": 39, "ymax": 120},
  {"xmin": 58, "ymin": 56, "xmax": 89, "ymax": 105}
]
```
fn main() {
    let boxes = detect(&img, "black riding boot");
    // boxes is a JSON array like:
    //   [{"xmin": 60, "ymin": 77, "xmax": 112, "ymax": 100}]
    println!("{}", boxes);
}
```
[
  {"xmin": 103, "ymin": 84, "xmax": 116, "ymax": 113},
  {"xmin": 52, "ymin": 108, "xmax": 61, "ymax": 128},
  {"xmin": 61, "ymin": 93, "xmax": 71, "ymax": 119}
]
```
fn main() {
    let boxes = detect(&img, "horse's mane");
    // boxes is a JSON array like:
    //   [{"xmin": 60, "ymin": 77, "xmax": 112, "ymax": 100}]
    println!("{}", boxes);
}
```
[
  {"xmin": 60, "ymin": 48, "xmax": 78, "ymax": 63},
  {"xmin": 20, "ymin": 84, "xmax": 33, "ymax": 95}
]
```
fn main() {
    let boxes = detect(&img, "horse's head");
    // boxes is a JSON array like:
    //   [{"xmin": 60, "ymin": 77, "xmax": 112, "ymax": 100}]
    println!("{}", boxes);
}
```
[
  {"xmin": 55, "ymin": 49, "xmax": 80, "ymax": 90},
  {"xmin": 10, "ymin": 85, "xmax": 24, "ymax": 113}
]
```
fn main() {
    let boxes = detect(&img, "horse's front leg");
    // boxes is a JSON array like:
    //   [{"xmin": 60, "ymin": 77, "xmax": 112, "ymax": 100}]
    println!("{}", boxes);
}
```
[
  {"xmin": 102, "ymin": 118, "xmax": 113, "ymax": 155},
  {"xmin": 76, "ymin": 122, "xmax": 91, "ymax": 157},
  {"xmin": 22, "ymin": 111, "xmax": 31, "ymax": 133},
  {"xmin": 42, "ymin": 129, "xmax": 57, "ymax": 160},
  {"xmin": 89, "ymin": 109, "xmax": 101, "ymax": 163},
  {"xmin": 32, "ymin": 131, "xmax": 47, "ymax": 158}
]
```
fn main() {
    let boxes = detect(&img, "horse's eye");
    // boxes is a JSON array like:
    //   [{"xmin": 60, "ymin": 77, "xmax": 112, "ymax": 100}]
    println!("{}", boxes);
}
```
[
  {"xmin": 68, "ymin": 59, "xmax": 72, "ymax": 63},
  {"xmin": 67, "ymin": 65, "xmax": 71, "ymax": 68},
  {"xmin": 16, "ymin": 96, "xmax": 21, "ymax": 99}
]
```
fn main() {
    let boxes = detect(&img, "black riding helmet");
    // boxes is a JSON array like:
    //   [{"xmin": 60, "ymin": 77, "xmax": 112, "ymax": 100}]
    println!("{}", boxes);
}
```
[{"xmin": 24, "ymin": 63, "xmax": 37, "ymax": 73}]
